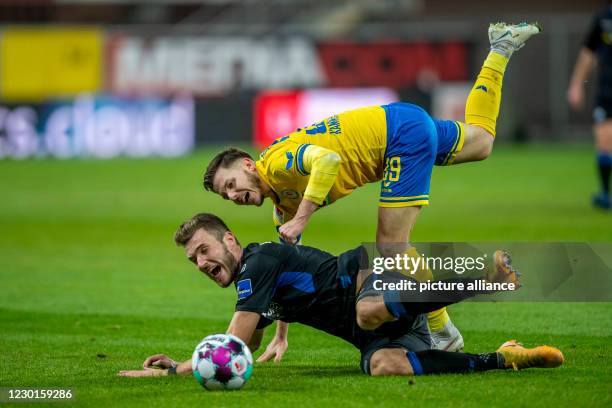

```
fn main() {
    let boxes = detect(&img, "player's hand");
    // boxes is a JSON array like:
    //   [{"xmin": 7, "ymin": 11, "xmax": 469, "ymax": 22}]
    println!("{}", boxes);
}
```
[
  {"xmin": 256, "ymin": 335, "xmax": 288, "ymax": 363},
  {"xmin": 278, "ymin": 219, "xmax": 305, "ymax": 245},
  {"xmin": 567, "ymin": 84, "xmax": 584, "ymax": 111},
  {"xmin": 117, "ymin": 354, "xmax": 178, "ymax": 377},
  {"xmin": 117, "ymin": 368, "xmax": 168, "ymax": 377},
  {"xmin": 142, "ymin": 354, "xmax": 177, "ymax": 370}
]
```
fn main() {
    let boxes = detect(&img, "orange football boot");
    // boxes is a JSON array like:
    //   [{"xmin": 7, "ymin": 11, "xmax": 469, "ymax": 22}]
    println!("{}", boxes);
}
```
[
  {"xmin": 487, "ymin": 250, "xmax": 521, "ymax": 288},
  {"xmin": 497, "ymin": 340, "xmax": 564, "ymax": 371}
]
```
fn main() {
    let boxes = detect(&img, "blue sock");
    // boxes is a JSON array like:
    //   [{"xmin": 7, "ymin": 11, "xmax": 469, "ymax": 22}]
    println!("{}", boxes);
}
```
[
  {"xmin": 383, "ymin": 287, "xmax": 408, "ymax": 319},
  {"xmin": 597, "ymin": 152, "xmax": 611, "ymax": 195},
  {"xmin": 406, "ymin": 350, "xmax": 504, "ymax": 375}
]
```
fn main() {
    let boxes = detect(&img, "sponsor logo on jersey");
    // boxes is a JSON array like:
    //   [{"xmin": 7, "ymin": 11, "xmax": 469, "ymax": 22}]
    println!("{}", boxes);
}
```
[
  {"xmin": 281, "ymin": 189, "xmax": 300, "ymax": 200},
  {"xmin": 237, "ymin": 279, "xmax": 253, "ymax": 299}
]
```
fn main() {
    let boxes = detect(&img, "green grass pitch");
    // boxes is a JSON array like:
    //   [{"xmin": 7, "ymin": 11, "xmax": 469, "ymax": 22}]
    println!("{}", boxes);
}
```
[{"xmin": 0, "ymin": 144, "xmax": 610, "ymax": 407}]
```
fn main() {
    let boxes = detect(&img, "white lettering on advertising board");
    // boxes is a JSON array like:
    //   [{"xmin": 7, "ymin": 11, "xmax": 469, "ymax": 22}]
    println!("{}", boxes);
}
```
[{"xmin": 110, "ymin": 36, "xmax": 325, "ymax": 94}]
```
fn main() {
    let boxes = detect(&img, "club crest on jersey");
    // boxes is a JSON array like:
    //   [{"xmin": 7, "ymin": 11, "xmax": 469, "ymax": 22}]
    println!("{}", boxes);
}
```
[
  {"xmin": 281, "ymin": 189, "xmax": 300, "ymax": 200},
  {"xmin": 237, "ymin": 279, "xmax": 252, "ymax": 300}
]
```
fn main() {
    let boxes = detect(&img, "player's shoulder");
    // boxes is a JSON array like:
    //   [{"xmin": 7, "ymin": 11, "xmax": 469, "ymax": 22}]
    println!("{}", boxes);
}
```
[
  {"xmin": 293, "ymin": 243, "xmax": 333, "ymax": 258},
  {"xmin": 259, "ymin": 132, "xmax": 305, "ymax": 160},
  {"xmin": 258, "ymin": 140, "xmax": 314, "ymax": 180},
  {"xmin": 241, "ymin": 242, "xmax": 288, "ymax": 267},
  {"xmin": 237, "ymin": 243, "xmax": 287, "ymax": 284},
  {"xmin": 246, "ymin": 241, "xmax": 285, "ymax": 255}
]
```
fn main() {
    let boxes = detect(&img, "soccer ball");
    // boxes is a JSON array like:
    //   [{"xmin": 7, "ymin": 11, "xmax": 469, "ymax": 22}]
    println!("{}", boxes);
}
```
[{"xmin": 191, "ymin": 334, "xmax": 253, "ymax": 390}]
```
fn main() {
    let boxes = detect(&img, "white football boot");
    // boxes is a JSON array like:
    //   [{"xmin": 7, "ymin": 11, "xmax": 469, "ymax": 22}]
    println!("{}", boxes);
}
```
[
  {"xmin": 430, "ymin": 320, "xmax": 464, "ymax": 352},
  {"xmin": 488, "ymin": 22, "xmax": 541, "ymax": 57}
]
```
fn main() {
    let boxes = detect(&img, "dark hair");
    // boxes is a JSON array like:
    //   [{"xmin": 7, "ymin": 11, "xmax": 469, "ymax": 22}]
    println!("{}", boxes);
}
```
[
  {"xmin": 203, "ymin": 148, "xmax": 253, "ymax": 192},
  {"xmin": 174, "ymin": 213, "xmax": 235, "ymax": 246}
]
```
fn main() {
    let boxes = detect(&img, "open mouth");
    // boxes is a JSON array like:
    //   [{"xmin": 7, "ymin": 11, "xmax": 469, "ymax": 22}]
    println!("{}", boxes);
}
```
[
  {"xmin": 210, "ymin": 265, "xmax": 221, "ymax": 278},
  {"xmin": 243, "ymin": 192, "xmax": 250, "ymax": 203}
]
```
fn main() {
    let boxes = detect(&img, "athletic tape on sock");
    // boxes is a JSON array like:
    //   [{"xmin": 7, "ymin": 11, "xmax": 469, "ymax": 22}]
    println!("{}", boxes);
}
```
[{"xmin": 406, "ymin": 351, "xmax": 424, "ymax": 376}]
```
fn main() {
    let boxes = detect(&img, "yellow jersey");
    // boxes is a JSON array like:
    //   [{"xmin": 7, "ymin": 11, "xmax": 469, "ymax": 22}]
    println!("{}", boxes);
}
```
[{"xmin": 256, "ymin": 105, "xmax": 387, "ymax": 223}]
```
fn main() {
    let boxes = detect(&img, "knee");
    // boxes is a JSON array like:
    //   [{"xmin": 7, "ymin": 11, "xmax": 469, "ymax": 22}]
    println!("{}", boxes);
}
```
[
  {"xmin": 356, "ymin": 301, "xmax": 385, "ymax": 331},
  {"xmin": 472, "ymin": 126, "xmax": 494, "ymax": 161},
  {"xmin": 369, "ymin": 351, "xmax": 413, "ymax": 376}
]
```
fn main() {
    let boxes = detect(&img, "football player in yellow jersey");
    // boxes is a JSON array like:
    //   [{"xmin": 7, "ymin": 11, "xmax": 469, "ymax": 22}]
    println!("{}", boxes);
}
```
[{"xmin": 202, "ymin": 22, "xmax": 540, "ymax": 359}]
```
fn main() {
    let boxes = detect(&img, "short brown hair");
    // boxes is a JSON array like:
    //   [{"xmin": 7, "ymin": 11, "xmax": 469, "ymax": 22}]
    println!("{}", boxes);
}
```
[
  {"xmin": 203, "ymin": 148, "xmax": 253, "ymax": 192},
  {"xmin": 174, "ymin": 213, "xmax": 235, "ymax": 246}
]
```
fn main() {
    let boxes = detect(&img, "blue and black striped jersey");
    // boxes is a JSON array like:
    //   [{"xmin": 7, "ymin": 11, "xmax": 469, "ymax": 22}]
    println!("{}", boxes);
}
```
[{"xmin": 234, "ymin": 242, "xmax": 363, "ymax": 345}]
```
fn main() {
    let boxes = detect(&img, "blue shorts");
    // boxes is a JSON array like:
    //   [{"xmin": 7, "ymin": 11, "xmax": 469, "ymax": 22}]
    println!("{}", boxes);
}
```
[{"xmin": 380, "ymin": 102, "xmax": 464, "ymax": 208}]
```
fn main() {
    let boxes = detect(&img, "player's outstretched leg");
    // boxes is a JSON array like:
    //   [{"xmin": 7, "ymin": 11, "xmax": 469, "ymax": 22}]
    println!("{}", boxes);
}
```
[
  {"xmin": 368, "ymin": 341, "xmax": 563, "ymax": 376},
  {"xmin": 356, "ymin": 250, "xmax": 519, "ymax": 330},
  {"xmin": 453, "ymin": 22, "xmax": 541, "ymax": 164},
  {"xmin": 429, "ymin": 250, "xmax": 518, "ymax": 351},
  {"xmin": 382, "ymin": 249, "xmax": 519, "ymax": 319}
]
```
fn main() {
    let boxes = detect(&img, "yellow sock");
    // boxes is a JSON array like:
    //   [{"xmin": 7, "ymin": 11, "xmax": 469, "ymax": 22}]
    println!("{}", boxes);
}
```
[
  {"xmin": 427, "ymin": 308, "xmax": 450, "ymax": 333},
  {"xmin": 403, "ymin": 246, "xmax": 433, "ymax": 281},
  {"xmin": 464, "ymin": 51, "xmax": 509, "ymax": 137},
  {"xmin": 394, "ymin": 247, "xmax": 450, "ymax": 333}
]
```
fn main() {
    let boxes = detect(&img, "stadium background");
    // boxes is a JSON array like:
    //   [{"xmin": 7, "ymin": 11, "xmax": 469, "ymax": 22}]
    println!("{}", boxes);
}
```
[{"xmin": 1, "ymin": 1, "xmax": 610, "ymax": 407}]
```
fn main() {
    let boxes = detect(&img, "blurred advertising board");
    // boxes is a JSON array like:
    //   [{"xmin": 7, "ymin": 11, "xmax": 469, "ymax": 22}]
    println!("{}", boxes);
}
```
[
  {"xmin": 431, "ymin": 83, "xmax": 471, "ymax": 121},
  {"xmin": 318, "ymin": 41, "xmax": 468, "ymax": 88},
  {"xmin": 1, "ymin": 28, "xmax": 102, "ymax": 102},
  {"xmin": 107, "ymin": 35, "xmax": 324, "ymax": 95},
  {"xmin": 0, "ymin": 95, "xmax": 194, "ymax": 159},
  {"xmin": 253, "ymin": 88, "xmax": 399, "ymax": 148},
  {"xmin": 106, "ymin": 35, "xmax": 467, "ymax": 96}
]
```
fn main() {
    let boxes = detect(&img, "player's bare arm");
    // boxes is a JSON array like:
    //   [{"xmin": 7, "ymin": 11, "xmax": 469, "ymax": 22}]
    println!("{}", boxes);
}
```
[
  {"xmin": 227, "ymin": 311, "xmax": 260, "ymax": 345},
  {"xmin": 567, "ymin": 47, "xmax": 597, "ymax": 110},
  {"xmin": 278, "ymin": 145, "xmax": 341, "ymax": 244},
  {"xmin": 118, "ymin": 354, "xmax": 188, "ymax": 377},
  {"xmin": 277, "ymin": 198, "xmax": 318, "ymax": 244},
  {"xmin": 257, "ymin": 321, "xmax": 288, "ymax": 363}
]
